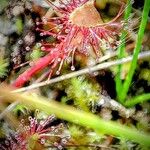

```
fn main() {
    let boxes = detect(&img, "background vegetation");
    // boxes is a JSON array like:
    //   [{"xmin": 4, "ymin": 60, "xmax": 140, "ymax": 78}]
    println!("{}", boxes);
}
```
[{"xmin": 0, "ymin": 0, "xmax": 150, "ymax": 149}]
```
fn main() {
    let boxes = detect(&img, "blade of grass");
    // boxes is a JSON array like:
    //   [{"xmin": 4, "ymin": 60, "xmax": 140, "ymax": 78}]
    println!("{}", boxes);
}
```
[
  {"xmin": 119, "ymin": 0, "xmax": 150, "ymax": 102},
  {"xmin": 125, "ymin": 93, "xmax": 150, "ymax": 107},
  {"xmin": 0, "ymin": 85, "xmax": 150, "ymax": 147},
  {"xmin": 116, "ymin": 0, "xmax": 132, "ymax": 102},
  {"xmin": 0, "ymin": 103, "xmax": 19, "ymax": 128}
]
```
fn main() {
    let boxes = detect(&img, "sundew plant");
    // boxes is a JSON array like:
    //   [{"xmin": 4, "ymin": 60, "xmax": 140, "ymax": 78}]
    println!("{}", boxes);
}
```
[{"xmin": 0, "ymin": 0, "xmax": 150, "ymax": 149}]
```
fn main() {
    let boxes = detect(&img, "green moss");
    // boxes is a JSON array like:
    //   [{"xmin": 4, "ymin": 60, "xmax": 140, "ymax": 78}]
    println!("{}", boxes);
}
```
[
  {"xmin": 0, "ymin": 58, "xmax": 8, "ymax": 78},
  {"xmin": 61, "ymin": 76, "xmax": 101, "ymax": 111},
  {"xmin": 30, "ymin": 46, "xmax": 44, "ymax": 60},
  {"xmin": 139, "ymin": 69, "xmax": 150, "ymax": 84},
  {"xmin": 16, "ymin": 17, "xmax": 23, "ymax": 34}
]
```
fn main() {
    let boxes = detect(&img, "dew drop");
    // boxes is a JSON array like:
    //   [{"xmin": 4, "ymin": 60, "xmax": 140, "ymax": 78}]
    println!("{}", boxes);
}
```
[
  {"xmin": 40, "ymin": 138, "xmax": 45, "ymax": 145},
  {"xmin": 21, "ymin": 119, "xmax": 25, "ymax": 124},
  {"xmin": 86, "ymin": 45, "xmax": 90, "ymax": 49},
  {"xmin": 65, "ymin": 29, "xmax": 70, "ymax": 33},
  {"xmin": 71, "ymin": 66, "xmax": 75, "ymax": 71},
  {"xmin": 57, "ymin": 58, "xmax": 61, "ymax": 62},
  {"xmin": 93, "ymin": 71, "xmax": 99, "ymax": 76},
  {"xmin": 41, "ymin": 46, "xmax": 46, "ymax": 51},
  {"xmin": 36, "ymin": 22, "xmax": 40, "ymax": 25},
  {"xmin": 14, "ymin": 133, "xmax": 19, "ymax": 138},
  {"xmin": 59, "ymin": 24, "xmax": 63, "ymax": 29},
  {"xmin": 112, "ymin": 32, "xmax": 116, "ymax": 35},
  {"xmin": 54, "ymin": 142, "xmax": 59, "ymax": 147},
  {"xmin": 40, "ymin": 33, "xmax": 44, "ymax": 36},
  {"xmin": 42, "ymin": 17, "xmax": 47, "ymax": 24},
  {"xmin": 36, "ymin": 43, "xmax": 42, "ymax": 47},
  {"xmin": 28, "ymin": 116, "xmax": 32, "ymax": 121},
  {"xmin": 53, "ymin": 35, "xmax": 57, "ymax": 38},
  {"xmin": 35, "ymin": 109, "xmax": 39, "ymax": 114},
  {"xmin": 59, "ymin": 123, "xmax": 64, "ymax": 128},
  {"xmin": 56, "ymin": 71, "xmax": 60, "ymax": 75},
  {"xmin": 42, "ymin": 17, "xmax": 46, "ymax": 20},
  {"xmin": 131, "ymin": 0, "xmax": 134, "ymax": 4},
  {"xmin": 116, "ymin": 41, "xmax": 121, "ymax": 46},
  {"xmin": 51, "ymin": 126, "xmax": 55, "ymax": 131},
  {"xmin": 58, "ymin": 145, "xmax": 63, "ymax": 150},
  {"xmin": 61, "ymin": 139, "xmax": 67, "ymax": 144},
  {"xmin": 25, "ymin": 46, "xmax": 30, "ymax": 51},
  {"xmin": 105, "ymin": 44, "xmax": 110, "ymax": 49},
  {"xmin": 128, "ymin": 18, "xmax": 131, "ymax": 23},
  {"xmin": 18, "ymin": 40, "xmax": 23, "ymax": 45}
]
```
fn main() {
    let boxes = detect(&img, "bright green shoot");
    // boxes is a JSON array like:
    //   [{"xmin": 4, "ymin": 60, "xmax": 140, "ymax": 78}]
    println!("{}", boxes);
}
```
[
  {"xmin": 0, "ymin": 85, "xmax": 150, "ymax": 147},
  {"xmin": 116, "ymin": 0, "xmax": 132, "ymax": 101},
  {"xmin": 125, "ymin": 93, "xmax": 150, "ymax": 107},
  {"xmin": 116, "ymin": 0, "xmax": 150, "ymax": 104}
]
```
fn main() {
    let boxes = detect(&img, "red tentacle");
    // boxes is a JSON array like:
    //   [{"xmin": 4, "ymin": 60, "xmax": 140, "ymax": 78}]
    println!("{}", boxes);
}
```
[{"xmin": 12, "ymin": 53, "xmax": 57, "ymax": 88}]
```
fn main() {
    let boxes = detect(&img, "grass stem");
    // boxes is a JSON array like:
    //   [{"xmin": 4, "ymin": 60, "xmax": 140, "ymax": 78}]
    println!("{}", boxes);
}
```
[
  {"xmin": 0, "ymin": 85, "xmax": 150, "ymax": 147},
  {"xmin": 119, "ymin": 0, "xmax": 150, "ymax": 102},
  {"xmin": 116, "ymin": 0, "xmax": 132, "ymax": 102},
  {"xmin": 125, "ymin": 93, "xmax": 150, "ymax": 107}
]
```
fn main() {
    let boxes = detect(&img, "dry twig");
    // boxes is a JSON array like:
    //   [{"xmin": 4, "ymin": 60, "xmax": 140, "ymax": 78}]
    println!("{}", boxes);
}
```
[{"xmin": 13, "ymin": 51, "xmax": 150, "ymax": 93}]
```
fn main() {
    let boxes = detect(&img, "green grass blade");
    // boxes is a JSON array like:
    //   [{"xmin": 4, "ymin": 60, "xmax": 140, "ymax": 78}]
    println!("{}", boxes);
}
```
[
  {"xmin": 125, "ymin": 93, "xmax": 150, "ymax": 107},
  {"xmin": 0, "ymin": 85, "xmax": 150, "ymax": 147},
  {"xmin": 116, "ymin": 0, "xmax": 132, "ymax": 101},
  {"xmin": 119, "ymin": 0, "xmax": 150, "ymax": 102}
]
